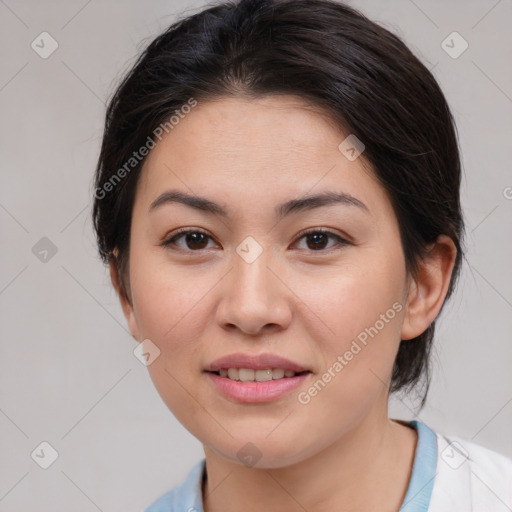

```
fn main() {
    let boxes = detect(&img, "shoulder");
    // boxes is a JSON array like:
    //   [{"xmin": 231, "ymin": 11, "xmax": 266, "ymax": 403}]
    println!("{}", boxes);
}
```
[
  {"xmin": 142, "ymin": 459, "xmax": 206, "ymax": 512},
  {"xmin": 429, "ymin": 429, "xmax": 512, "ymax": 512}
]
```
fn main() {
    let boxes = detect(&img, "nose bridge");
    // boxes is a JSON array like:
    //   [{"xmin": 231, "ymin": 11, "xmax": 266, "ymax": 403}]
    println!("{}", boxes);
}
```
[
  {"xmin": 232, "ymin": 239, "xmax": 277, "ymax": 303},
  {"xmin": 216, "ymin": 238, "xmax": 291, "ymax": 334}
]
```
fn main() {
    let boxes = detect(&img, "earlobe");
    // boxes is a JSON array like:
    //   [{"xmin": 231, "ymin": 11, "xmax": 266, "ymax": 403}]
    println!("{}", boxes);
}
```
[
  {"xmin": 109, "ymin": 250, "xmax": 141, "ymax": 342},
  {"xmin": 401, "ymin": 235, "xmax": 457, "ymax": 341}
]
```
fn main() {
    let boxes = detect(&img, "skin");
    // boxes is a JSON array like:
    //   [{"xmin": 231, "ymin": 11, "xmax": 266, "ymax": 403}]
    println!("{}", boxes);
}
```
[{"xmin": 110, "ymin": 95, "xmax": 457, "ymax": 512}]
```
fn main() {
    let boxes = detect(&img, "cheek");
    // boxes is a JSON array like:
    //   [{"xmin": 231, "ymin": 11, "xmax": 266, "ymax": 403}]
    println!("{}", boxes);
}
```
[
  {"xmin": 292, "ymin": 274, "xmax": 404, "ymax": 447},
  {"xmin": 127, "ymin": 249, "xmax": 204, "ymax": 362},
  {"xmin": 302, "ymin": 248, "xmax": 406, "ymax": 395},
  {"xmin": 308, "ymin": 259, "xmax": 404, "ymax": 349},
  {"xmin": 130, "ymin": 248, "xmax": 211, "ymax": 343},
  {"xmin": 128, "ymin": 255, "xmax": 214, "ymax": 433}
]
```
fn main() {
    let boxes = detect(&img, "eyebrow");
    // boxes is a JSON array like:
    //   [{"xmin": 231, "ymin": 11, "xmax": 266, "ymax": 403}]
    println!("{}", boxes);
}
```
[{"xmin": 148, "ymin": 189, "xmax": 370, "ymax": 219}]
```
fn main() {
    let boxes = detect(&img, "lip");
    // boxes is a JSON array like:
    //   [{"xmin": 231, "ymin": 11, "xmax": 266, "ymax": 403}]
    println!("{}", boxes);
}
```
[
  {"xmin": 204, "ymin": 352, "xmax": 309, "ymax": 372},
  {"xmin": 205, "ymin": 371, "xmax": 310, "ymax": 403}
]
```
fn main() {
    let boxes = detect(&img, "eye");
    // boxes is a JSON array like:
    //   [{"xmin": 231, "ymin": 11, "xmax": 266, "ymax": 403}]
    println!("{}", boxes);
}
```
[
  {"xmin": 162, "ymin": 228, "xmax": 218, "ymax": 251},
  {"xmin": 162, "ymin": 228, "xmax": 349, "ymax": 253},
  {"xmin": 293, "ymin": 228, "xmax": 349, "ymax": 252}
]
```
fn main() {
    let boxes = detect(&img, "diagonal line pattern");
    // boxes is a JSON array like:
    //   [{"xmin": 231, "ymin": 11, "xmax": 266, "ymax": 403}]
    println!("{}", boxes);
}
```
[
  {"xmin": 399, "ymin": 472, "xmax": 438, "ymax": 511},
  {"xmin": 163, "ymin": 367, "xmax": 234, "ymax": 437},
  {"xmin": 0, "ymin": 62, "xmax": 29, "ymax": 93},
  {"xmin": 471, "ymin": 395, "xmax": 512, "ymax": 441},
  {"xmin": 61, "ymin": 470, "xmax": 104, "ymax": 511},
  {"xmin": 203, "ymin": 468, "xmax": 234, "ymax": 502},
  {"xmin": 60, "ymin": 265, "xmax": 131, "ymax": 335},
  {"xmin": 0, "ymin": 202, "xmax": 29, "ymax": 233},
  {"xmin": 0, "ymin": 472, "xmax": 29, "ymax": 503},
  {"xmin": 472, "ymin": 61, "xmax": 512, "ymax": 104},
  {"xmin": 164, "ymin": 267, "xmax": 234, "ymax": 337},
  {"xmin": 470, "ymin": 264, "xmax": 512, "ymax": 309},
  {"xmin": 61, "ymin": 0, "xmax": 93, "ymax": 29},
  {"xmin": 61, "ymin": 61, "xmax": 105, "ymax": 105},
  {"xmin": 265, "ymin": 265, "xmax": 336, "ymax": 336},
  {"xmin": 0, "ymin": 407, "xmax": 29, "ymax": 438},
  {"xmin": 407, "ymin": 0, "xmax": 439, "ymax": 28},
  {"xmin": 472, "ymin": 0, "xmax": 503, "ymax": 29},
  {"xmin": 0, "ymin": 265, "xmax": 29, "ymax": 296},
  {"xmin": 265, "ymin": 409, "xmax": 295, "ymax": 438},
  {"xmin": 368, "ymin": 367, "xmax": 428, "ymax": 423},
  {"xmin": 470, "ymin": 205, "xmax": 499, "ymax": 234},
  {"xmin": 263, "ymin": 471, "xmax": 310, "ymax": 511},
  {"xmin": 471, "ymin": 470, "xmax": 512, "ymax": 511},
  {"xmin": 60, "ymin": 204, "xmax": 89, "ymax": 233},
  {"xmin": 61, "ymin": 369, "xmax": 131, "ymax": 439},
  {"xmin": 0, "ymin": 0, "xmax": 28, "ymax": 28}
]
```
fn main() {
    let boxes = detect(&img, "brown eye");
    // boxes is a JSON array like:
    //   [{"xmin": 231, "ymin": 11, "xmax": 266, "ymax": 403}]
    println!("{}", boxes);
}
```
[
  {"xmin": 162, "ymin": 228, "xmax": 349, "ymax": 253},
  {"xmin": 162, "ymin": 229, "xmax": 216, "ymax": 251},
  {"xmin": 294, "ymin": 229, "xmax": 349, "ymax": 252},
  {"xmin": 305, "ymin": 232, "xmax": 330, "ymax": 250}
]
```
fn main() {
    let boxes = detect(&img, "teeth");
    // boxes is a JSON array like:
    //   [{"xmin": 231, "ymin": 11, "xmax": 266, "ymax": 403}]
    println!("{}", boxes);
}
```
[
  {"xmin": 272, "ymin": 368, "xmax": 285, "ymax": 379},
  {"xmin": 227, "ymin": 368, "xmax": 239, "ymax": 381},
  {"xmin": 239, "ymin": 369, "xmax": 255, "ymax": 382},
  {"xmin": 217, "ymin": 368, "xmax": 299, "ymax": 381},
  {"xmin": 255, "ymin": 369, "xmax": 273, "ymax": 382}
]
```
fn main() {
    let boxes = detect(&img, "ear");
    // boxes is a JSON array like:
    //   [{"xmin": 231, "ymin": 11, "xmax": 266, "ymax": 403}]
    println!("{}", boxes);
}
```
[
  {"xmin": 401, "ymin": 235, "xmax": 457, "ymax": 340},
  {"xmin": 109, "ymin": 249, "xmax": 141, "ymax": 342}
]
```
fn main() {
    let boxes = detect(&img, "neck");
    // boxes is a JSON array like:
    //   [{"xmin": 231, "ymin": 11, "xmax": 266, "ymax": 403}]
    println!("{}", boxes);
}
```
[{"xmin": 202, "ymin": 412, "xmax": 418, "ymax": 512}]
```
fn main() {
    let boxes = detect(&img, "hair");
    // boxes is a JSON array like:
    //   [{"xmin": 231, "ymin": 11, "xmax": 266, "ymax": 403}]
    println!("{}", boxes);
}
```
[{"xmin": 92, "ymin": 0, "xmax": 465, "ymax": 410}]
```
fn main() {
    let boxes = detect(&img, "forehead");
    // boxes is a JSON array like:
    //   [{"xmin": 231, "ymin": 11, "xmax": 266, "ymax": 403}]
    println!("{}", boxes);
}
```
[
  {"xmin": 135, "ymin": 95, "xmax": 386, "ymax": 217},
  {"xmin": 144, "ymin": 95, "xmax": 344, "ymax": 168}
]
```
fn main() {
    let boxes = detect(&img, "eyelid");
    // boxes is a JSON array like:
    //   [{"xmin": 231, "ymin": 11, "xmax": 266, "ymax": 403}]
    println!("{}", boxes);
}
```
[
  {"xmin": 161, "ymin": 227, "xmax": 351, "ymax": 252},
  {"xmin": 161, "ymin": 227, "xmax": 219, "ymax": 252},
  {"xmin": 291, "ymin": 227, "xmax": 351, "ymax": 252},
  {"xmin": 294, "ymin": 227, "xmax": 352, "ymax": 244},
  {"xmin": 164, "ymin": 227, "xmax": 356, "ymax": 256}
]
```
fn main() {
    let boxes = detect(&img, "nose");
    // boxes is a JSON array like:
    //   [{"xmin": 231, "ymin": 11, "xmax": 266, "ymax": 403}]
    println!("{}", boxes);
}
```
[{"xmin": 216, "ymin": 247, "xmax": 292, "ymax": 336}]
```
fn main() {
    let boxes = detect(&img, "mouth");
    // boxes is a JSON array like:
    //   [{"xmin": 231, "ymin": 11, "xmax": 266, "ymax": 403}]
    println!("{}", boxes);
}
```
[
  {"xmin": 203, "ymin": 353, "xmax": 312, "ymax": 402},
  {"xmin": 206, "ymin": 368, "xmax": 311, "ymax": 382},
  {"xmin": 204, "ymin": 369, "xmax": 311, "ymax": 403}
]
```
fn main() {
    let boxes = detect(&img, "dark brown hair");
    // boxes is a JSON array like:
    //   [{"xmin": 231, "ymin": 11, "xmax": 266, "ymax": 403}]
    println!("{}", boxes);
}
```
[{"xmin": 92, "ymin": 0, "xmax": 465, "ymax": 409}]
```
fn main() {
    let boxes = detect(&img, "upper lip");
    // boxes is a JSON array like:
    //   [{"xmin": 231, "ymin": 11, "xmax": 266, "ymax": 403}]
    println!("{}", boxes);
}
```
[{"xmin": 204, "ymin": 352, "xmax": 309, "ymax": 372}]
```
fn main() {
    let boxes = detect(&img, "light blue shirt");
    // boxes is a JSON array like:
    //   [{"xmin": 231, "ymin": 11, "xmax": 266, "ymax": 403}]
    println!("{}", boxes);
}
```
[{"xmin": 144, "ymin": 420, "xmax": 437, "ymax": 512}]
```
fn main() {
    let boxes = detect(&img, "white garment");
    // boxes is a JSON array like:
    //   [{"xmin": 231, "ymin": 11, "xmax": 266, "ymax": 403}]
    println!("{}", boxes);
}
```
[{"xmin": 429, "ymin": 431, "xmax": 512, "ymax": 511}]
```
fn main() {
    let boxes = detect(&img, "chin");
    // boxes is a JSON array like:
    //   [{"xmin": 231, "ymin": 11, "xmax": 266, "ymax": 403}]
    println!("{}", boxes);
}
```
[{"xmin": 207, "ymin": 435, "xmax": 313, "ymax": 470}]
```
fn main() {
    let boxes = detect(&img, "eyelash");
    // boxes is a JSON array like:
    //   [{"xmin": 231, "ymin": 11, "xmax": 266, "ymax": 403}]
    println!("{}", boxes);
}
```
[{"xmin": 161, "ymin": 227, "xmax": 350, "ymax": 253}]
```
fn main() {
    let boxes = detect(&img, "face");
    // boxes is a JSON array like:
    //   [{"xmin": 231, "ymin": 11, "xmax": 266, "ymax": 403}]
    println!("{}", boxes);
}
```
[{"xmin": 118, "ymin": 95, "xmax": 414, "ymax": 468}]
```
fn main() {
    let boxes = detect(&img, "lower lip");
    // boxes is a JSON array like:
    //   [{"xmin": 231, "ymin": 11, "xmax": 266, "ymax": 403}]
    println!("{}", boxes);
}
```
[{"xmin": 205, "ymin": 371, "xmax": 310, "ymax": 403}]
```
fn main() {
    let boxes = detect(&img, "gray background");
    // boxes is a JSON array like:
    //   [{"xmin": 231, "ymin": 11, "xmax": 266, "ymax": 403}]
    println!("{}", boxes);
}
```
[{"xmin": 1, "ymin": 0, "xmax": 511, "ymax": 510}]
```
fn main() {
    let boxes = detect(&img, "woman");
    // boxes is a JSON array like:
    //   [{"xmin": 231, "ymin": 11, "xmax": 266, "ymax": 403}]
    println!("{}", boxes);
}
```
[{"xmin": 92, "ymin": 0, "xmax": 512, "ymax": 510}]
